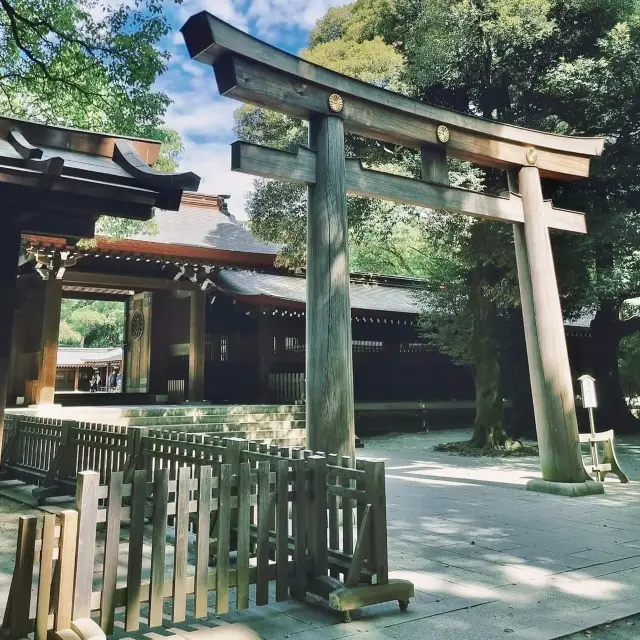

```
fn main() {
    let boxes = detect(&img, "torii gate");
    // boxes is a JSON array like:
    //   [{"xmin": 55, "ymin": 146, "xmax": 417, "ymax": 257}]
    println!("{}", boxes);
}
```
[{"xmin": 182, "ymin": 12, "xmax": 605, "ymax": 495}]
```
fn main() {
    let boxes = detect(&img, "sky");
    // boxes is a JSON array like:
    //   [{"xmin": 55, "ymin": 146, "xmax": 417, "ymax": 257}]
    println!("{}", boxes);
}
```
[{"xmin": 157, "ymin": 0, "xmax": 349, "ymax": 220}]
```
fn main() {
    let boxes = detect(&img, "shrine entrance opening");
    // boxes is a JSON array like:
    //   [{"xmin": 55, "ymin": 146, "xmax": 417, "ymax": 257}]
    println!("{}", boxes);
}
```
[{"xmin": 182, "ymin": 12, "xmax": 605, "ymax": 494}]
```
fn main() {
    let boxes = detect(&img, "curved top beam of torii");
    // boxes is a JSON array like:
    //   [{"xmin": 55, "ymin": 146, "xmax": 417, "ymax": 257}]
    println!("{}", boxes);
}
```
[{"xmin": 182, "ymin": 11, "xmax": 604, "ymax": 181}]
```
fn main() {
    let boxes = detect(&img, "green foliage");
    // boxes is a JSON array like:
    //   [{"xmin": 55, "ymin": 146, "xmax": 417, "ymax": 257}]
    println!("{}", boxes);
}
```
[
  {"xmin": 303, "ymin": 37, "xmax": 405, "ymax": 90},
  {"xmin": 619, "ymin": 332, "xmax": 640, "ymax": 400},
  {"xmin": 236, "ymin": 0, "xmax": 640, "ymax": 438},
  {"xmin": 0, "ymin": 0, "xmax": 185, "ymax": 240},
  {"xmin": 59, "ymin": 299, "xmax": 125, "ymax": 348},
  {"xmin": 0, "ymin": 0, "xmax": 179, "ymax": 137}
]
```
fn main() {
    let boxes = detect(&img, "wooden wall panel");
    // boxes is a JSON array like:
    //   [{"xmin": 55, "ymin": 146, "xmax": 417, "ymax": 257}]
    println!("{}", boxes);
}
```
[{"xmin": 126, "ymin": 292, "xmax": 152, "ymax": 393}]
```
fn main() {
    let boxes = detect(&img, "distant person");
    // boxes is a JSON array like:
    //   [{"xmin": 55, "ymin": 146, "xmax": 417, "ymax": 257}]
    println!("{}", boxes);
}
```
[
  {"xmin": 95, "ymin": 372, "xmax": 101, "ymax": 391},
  {"xmin": 89, "ymin": 374, "xmax": 96, "ymax": 392},
  {"xmin": 109, "ymin": 370, "xmax": 117, "ymax": 391},
  {"xmin": 116, "ymin": 372, "xmax": 123, "ymax": 393}
]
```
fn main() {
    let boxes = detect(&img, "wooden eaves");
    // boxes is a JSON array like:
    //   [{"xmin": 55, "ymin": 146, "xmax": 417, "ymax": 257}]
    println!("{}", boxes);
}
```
[{"xmin": 0, "ymin": 116, "xmax": 201, "ymax": 240}]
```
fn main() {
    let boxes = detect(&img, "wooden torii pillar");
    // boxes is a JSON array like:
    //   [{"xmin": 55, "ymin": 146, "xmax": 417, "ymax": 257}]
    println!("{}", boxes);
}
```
[{"xmin": 182, "ymin": 13, "xmax": 605, "ymax": 494}]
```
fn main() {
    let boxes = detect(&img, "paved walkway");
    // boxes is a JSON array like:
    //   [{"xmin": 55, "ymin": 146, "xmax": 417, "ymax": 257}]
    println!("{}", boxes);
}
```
[{"xmin": 3, "ymin": 428, "xmax": 640, "ymax": 639}]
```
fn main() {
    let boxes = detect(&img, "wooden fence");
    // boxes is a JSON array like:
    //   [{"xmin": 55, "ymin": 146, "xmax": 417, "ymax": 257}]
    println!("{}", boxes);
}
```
[
  {"xmin": 1, "ymin": 445, "xmax": 413, "ymax": 639},
  {"xmin": 269, "ymin": 373, "xmax": 305, "ymax": 403},
  {"xmin": 0, "ymin": 417, "xmax": 133, "ymax": 502}
]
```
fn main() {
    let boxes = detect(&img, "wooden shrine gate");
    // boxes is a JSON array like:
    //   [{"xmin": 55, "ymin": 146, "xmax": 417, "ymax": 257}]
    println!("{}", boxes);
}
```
[
  {"xmin": 1, "ymin": 443, "xmax": 412, "ymax": 640},
  {"xmin": 182, "ymin": 12, "xmax": 606, "ymax": 494}
]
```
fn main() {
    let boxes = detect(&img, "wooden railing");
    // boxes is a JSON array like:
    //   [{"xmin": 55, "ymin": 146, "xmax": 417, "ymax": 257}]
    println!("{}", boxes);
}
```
[
  {"xmin": 0, "ymin": 418, "xmax": 134, "ymax": 501},
  {"xmin": 269, "ymin": 372, "xmax": 305, "ymax": 402},
  {"xmin": 168, "ymin": 378, "xmax": 186, "ymax": 403},
  {"xmin": 1, "ymin": 447, "xmax": 413, "ymax": 639}
]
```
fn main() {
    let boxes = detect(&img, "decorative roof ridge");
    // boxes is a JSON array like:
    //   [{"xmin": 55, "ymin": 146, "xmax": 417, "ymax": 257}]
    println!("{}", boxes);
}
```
[
  {"xmin": 222, "ymin": 267, "xmax": 433, "ymax": 289},
  {"xmin": 180, "ymin": 192, "xmax": 230, "ymax": 213}
]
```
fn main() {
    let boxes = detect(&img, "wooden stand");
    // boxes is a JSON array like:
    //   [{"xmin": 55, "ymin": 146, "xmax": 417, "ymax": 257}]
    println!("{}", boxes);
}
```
[
  {"xmin": 306, "ymin": 114, "xmax": 355, "ymax": 458},
  {"xmin": 580, "ymin": 429, "xmax": 629, "ymax": 483}
]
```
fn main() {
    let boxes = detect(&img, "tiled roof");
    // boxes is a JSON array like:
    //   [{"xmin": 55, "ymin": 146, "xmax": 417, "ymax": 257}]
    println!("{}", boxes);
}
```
[
  {"xmin": 57, "ymin": 347, "xmax": 123, "ymax": 368},
  {"xmin": 125, "ymin": 193, "xmax": 280, "ymax": 257},
  {"xmin": 213, "ymin": 269, "xmax": 598, "ymax": 328},
  {"xmin": 213, "ymin": 269, "xmax": 421, "ymax": 314}
]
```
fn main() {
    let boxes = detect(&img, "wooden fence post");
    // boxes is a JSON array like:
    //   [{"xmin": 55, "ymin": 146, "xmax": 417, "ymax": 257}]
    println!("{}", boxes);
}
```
[
  {"xmin": 35, "ymin": 514, "xmax": 56, "ymax": 640},
  {"xmin": 149, "ymin": 469, "xmax": 169, "ymax": 628},
  {"xmin": 364, "ymin": 460, "xmax": 388, "ymax": 585},
  {"xmin": 100, "ymin": 471, "xmax": 123, "ymax": 634},
  {"xmin": 125, "ymin": 470, "xmax": 147, "ymax": 631},
  {"xmin": 308, "ymin": 455, "xmax": 328, "ymax": 577},
  {"xmin": 194, "ymin": 465, "xmax": 212, "ymax": 618},
  {"xmin": 275, "ymin": 458, "xmax": 289, "ymax": 601},
  {"xmin": 236, "ymin": 462, "xmax": 251, "ymax": 610},
  {"xmin": 216, "ymin": 463, "xmax": 232, "ymax": 615},
  {"xmin": 292, "ymin": 456, "xmax": 308, "ymax": 599},
  {"xmin": 256, "ymin": 460, "xmax": 270, "ymax": 606},
  {"xmin": 123, "ymin": 427, "xmax": 148, "ymax": 481},
  {"xmin": 5, "ymin": 515, "xmax": 37, "ymax": 636},
  {"xmin": 0, "ymin": 416, "xmax": 20, "ymax": 473},
  {"xmin": 54, "ymin": 510, "xmax": 78, "ymax": 632},
  {"xmin": 73, "ymin": 471, "xmax": 99, "ymax": 620}
]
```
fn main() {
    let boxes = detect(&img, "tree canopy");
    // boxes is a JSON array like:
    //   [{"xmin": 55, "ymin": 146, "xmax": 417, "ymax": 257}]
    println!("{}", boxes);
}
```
[
  {"xmin": 236, "ymin": 0, "xmax": 640, "ymax": 443},
  {"xmin": 59, "ymin": 299, "xmax": 125, "ymax": 348},
  {"xmin": 0, "ymin": 0, "xmax": 178, "ymax": 136},
  {"xmin": 0, "ymin": 0, "xmax": 184, "ymax": 238}
]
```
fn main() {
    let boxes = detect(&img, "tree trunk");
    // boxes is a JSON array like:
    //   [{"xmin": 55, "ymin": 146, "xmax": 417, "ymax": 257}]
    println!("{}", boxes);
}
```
[
  {"xmin": 501, "ymin": 309, "xmax": 536, "ymax": 440},
  {"xmin": 591, "ymin": 300, "xmax": 640, "ymax": 433},
  {"xmin": 468, "ymin": 266, "xmax": 507, "ymax": 448}
]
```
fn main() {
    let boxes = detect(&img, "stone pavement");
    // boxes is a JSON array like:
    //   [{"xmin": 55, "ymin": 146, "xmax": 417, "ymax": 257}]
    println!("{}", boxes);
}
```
[{"xmin": 3, "ymin": 428, "xmax": 640, "ymax": 639}]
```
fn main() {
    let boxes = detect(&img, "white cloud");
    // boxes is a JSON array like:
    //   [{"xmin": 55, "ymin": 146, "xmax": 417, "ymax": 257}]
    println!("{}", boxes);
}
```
[
  {"xmin": 178, "ymin": 141, "xmax": 256, "ymax": 220},
  {"xmin": 165, "ymin": 92, "xmax": 238, "ymax": 138},
  {"xmin": 161, "ymin": 0, "xmax": 351, "ymax": 220},
  {"xmin": 247, "ymin": 0, "xmax": 349, "ymax": 35}
]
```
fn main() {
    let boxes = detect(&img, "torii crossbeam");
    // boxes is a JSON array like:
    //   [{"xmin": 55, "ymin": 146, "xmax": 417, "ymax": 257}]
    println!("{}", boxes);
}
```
[{"xmin": 183, "ymin": 12, "xmax": 606, "ymax": 495}]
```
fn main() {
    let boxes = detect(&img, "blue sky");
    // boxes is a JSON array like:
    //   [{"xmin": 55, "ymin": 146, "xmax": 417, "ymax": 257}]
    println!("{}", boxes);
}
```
[{"xmin": 157, "ymin": 0, "xmax": 348, "ymax": 219}]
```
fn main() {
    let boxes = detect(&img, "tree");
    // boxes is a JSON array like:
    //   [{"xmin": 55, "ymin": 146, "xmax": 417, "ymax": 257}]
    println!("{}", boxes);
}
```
[
  {"xmin": 383, "ymin": 0, "xmax": 640, "ymax": 433},
  {"xmin": 0, "ymin": 0, "xmax": 178, "ymax": 136},
  {"xmin": 239, "ymin": 0, "xmax": 640, "ymax": 446},
  {"xmin": 59, "ymin": 299, "xmax": 124, "ymax": 348},
  {"xmin": 236, "ymin": 1, "xmax": 518, "ymax": 449},
  {"xmin": 0, "ymin": 0, "xmax": 184, "ymax": 239}
]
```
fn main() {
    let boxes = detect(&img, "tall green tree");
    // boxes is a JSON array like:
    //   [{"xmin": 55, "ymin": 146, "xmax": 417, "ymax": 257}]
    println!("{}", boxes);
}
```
[
  {"xmin": 384, "ymin": 0, "xmax": 640, "ymax": 431},
  {"xmin": 236, "ymin": 2, "xmax": 518, "ymax": 448},
  {"xmin": 239, "ymin": 0, "xmax": 640, "ymax": 444},
  {"xmin": 0, "ymin": 0, "xmax": 178, "ymax": 136}
]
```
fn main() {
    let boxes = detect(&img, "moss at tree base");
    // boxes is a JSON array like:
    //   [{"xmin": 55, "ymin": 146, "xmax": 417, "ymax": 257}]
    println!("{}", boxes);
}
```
[{"xmin": 434, "ymin": 440, "xmax": 539, "ymax": 458}]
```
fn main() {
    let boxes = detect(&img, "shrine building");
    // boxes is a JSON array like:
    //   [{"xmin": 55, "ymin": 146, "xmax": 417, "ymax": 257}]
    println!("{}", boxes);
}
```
[{"xmin": 10, "ymin": 192, "xmax": 590, "ymax": 430}]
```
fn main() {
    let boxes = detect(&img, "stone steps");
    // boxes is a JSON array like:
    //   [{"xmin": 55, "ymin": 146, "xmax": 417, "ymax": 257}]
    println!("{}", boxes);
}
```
[
  {"xmin": 120, "ymin": 412, "xmax": 305, "ymax": 427},
  {"xmin": 113, "ymin": 404, "xmax": 305, "ymax": 418},
  {"xmin": 144, "ymin": 420, "xmax": 307, "ymax": 434}
]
